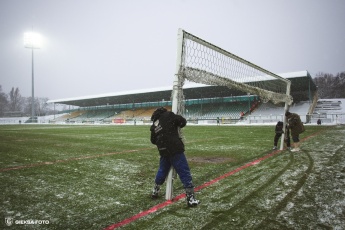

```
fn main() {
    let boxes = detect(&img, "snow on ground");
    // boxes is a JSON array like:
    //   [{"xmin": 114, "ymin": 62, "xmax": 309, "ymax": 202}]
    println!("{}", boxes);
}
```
[{"xmin": 275, "ymin": 127, "xmax": 345, "ymax": 229}]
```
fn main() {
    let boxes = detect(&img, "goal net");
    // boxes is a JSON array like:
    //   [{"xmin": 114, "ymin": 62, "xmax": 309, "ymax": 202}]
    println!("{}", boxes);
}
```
[
  {"xmin": 172, "ymin": 29, "xmax": 293, "ymax": 116},
  {"xmin": 166, "ymin": 28, "xmax": 293, "ymax": 200}
]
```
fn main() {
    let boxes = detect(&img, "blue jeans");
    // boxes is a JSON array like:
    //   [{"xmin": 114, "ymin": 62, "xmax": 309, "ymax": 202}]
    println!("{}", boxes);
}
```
[{"xmin": 155, "ymin": 152, "xmax": 194, "ymax": 189}]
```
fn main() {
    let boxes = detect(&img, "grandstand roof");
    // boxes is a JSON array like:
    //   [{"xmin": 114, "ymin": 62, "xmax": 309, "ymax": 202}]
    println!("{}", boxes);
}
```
[{"xmin": 47, "ymin": 71, "xmax": 317, "ymax": 107}]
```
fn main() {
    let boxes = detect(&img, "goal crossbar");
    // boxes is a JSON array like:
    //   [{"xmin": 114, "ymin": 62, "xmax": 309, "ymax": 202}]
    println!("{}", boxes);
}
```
[{"xmin": 184, "ymin": 30, "xmax": 291, "ymax": 85}]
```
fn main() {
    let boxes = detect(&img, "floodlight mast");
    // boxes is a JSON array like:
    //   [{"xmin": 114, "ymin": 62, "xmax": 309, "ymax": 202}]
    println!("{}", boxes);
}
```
[{"xmin": 24, "ymin": 31, "xmax": 41, "ymax": 123}]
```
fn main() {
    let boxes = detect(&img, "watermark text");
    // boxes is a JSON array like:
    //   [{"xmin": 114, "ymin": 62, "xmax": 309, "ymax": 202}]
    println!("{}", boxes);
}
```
[{"xmin": 5, "ymin": 217, "xmax": 50, "ymax": 226}]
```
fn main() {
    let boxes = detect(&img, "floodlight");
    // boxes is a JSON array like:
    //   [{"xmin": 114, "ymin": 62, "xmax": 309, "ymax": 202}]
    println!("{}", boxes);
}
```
[{"xmin": 24, "ymin": 32, "xmax": 42, "ymax": 49}]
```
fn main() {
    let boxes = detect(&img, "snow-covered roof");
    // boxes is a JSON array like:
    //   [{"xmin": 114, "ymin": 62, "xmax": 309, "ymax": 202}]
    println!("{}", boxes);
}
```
[{"xmin": 47, "ymin": 70, "xmax": 312, "ymax": 107}]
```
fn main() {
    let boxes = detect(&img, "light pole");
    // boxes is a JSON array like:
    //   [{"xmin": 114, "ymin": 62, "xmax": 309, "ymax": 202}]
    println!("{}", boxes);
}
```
[{"xmin": 24, "ymin": 31, "xmax": 41, "ymax": 123}]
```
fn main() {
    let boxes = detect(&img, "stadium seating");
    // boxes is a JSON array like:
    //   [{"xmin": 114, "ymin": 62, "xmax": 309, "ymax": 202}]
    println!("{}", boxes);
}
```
[{"xmin": 42, "ymin": 97, "xmax": 344, "ymax": 125}]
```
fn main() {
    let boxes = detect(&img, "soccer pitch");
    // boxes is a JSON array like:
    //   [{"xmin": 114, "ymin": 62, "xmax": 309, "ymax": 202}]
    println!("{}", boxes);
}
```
[{"xmin": 1, "ymin": 124, "xmax": 344, "ymax": 229}]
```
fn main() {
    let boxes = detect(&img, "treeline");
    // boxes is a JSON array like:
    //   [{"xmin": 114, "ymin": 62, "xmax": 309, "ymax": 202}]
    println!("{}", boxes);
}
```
[
  {"xmin": 0, "ymin": 85, "xmax": 53, "ymax": 117},
  {"xmin": 313, "ymin": 72, "xmax": 345, "ymax": 99}
]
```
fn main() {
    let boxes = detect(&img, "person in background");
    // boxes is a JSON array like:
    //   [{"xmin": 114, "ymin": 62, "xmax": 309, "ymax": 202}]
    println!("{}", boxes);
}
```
[
  {"xmin": 273, "ymin": 121, "xmax": 291, "ymax": 150},
  {"xmin": 317, "ymin": 119, "xmax": 322, "ymax": 125},
  {"xmin": 285, "ymin": 111, "xmax": 305, "ymax": 152},
  {"xmin": 240, "ymin": 111, "xmax": 244, "ymax": 120},
  {"xmin": 149, "ymin": 107, "xmax": 200, "ymax": 207}
]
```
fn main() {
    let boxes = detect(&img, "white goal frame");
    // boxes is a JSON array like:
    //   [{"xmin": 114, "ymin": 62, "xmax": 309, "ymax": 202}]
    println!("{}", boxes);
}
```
[{"xmin": 165, "ymin": 28, "xmax": 292, "ymax": 200}]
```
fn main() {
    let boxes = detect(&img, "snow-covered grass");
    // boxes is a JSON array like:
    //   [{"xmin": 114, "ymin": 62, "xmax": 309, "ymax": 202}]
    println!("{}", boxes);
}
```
[{"xmin": 0, "ymin": 124, "xmax": 344, "ymax": 229}]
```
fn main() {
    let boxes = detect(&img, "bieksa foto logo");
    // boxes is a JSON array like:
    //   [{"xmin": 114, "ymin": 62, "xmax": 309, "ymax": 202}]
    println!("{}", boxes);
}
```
[
  {"xmin": 5, "ymin": 217, "xmax": 14, "ymax": 226},
  {"xmin": 4, "ymin": 217, "xmax": 50, "ymax": 226}
]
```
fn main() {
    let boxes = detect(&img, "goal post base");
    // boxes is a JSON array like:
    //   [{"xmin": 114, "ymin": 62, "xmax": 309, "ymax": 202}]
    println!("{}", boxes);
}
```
[{"xmin": 165, "ymin": 167, "xmax": 174, "ymax": 200}]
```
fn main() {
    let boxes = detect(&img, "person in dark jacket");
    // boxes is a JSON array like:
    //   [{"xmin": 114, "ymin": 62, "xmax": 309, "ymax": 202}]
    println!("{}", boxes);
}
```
[
  {"xmin": 150, "ymin": 107, "xmax": 200, "ymax": 207},
  {"xmin": 317, "ymin": 119, "xmax": 322, "ymax": 125},
  {"xmin": 285, "ymin": 111, "xmax": 305, "ymax": 152},
  {"xmin": 272, "ymin": 121, "xmax": 291, "ymax": 150}
]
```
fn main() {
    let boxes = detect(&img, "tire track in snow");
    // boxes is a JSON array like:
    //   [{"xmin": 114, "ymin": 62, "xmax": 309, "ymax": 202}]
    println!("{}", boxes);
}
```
[
  {"xmin": 200, "ymin": 151, "xmax": 295, "ymax": 229},
  {"xmin": 104, "ymin": 130, "xmax": 324, "ymax": 229},
  {"xmin": 256, "ymin": 151, "xmax": 314, "ymax": 229}
]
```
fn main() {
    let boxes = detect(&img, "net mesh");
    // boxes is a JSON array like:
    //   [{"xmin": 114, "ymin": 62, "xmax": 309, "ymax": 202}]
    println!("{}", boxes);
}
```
[{"xmin": 174, "ymin": 30, "xmax": 293, "ymax": 116}]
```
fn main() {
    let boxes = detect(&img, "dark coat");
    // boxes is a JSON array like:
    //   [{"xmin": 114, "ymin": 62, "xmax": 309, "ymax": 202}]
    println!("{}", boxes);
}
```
[
  {"xmin": 150, "ymin": 111, "xmax": 186, "ymax": 156},
  {"xmin": 275, "ymin": 121, "xmax": 290, "ymax": 137},
  {"xmin": 287, "ymin": 113, "xmax": 304, "ymax": 137},
  {"xmin": 275, "ymin": 121, "xmax": 284, "ymax": 134}
]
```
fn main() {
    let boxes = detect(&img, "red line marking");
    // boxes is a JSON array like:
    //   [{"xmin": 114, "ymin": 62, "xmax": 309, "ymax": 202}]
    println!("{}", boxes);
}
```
[
  {"xmin": 104, "ymin": 130, "xmax": 324, "ymax": 230},
  {"xmin": 194, "ymin": 151, "xmax": 277, "ymax": 192},
  {"xmin": 104, "ymin": 150, "xmax": 280, "ymax": 230}
]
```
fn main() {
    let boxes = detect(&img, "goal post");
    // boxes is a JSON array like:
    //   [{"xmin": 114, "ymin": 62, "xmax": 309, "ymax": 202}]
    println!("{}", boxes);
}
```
[
  {"xmin": 166, "ymin": 28, "xmax": 293, "ymax": 200},
  {"xmin": 165, "ymin": 29, "xmax": 185, "ymax": 201}
]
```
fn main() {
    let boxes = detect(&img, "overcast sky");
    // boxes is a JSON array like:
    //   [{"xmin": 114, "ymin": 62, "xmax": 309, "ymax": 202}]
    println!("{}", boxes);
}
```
[{"xmin": 0, "ymin": 0, "xmax": 344, "ymax": 100}]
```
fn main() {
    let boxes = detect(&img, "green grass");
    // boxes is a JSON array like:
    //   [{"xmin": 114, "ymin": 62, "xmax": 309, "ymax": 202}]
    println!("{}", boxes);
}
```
[{"xmin": 1, "ymin": 124, "xmax": 344, "ymax": 229}]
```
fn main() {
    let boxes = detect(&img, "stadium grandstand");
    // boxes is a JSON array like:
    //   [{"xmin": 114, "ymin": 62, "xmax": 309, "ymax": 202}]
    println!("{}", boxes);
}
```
[
  {"xmin": 1, "ymin": 70, "xmax": 344, "ymax": 125},
  {"xmin": 45, "ymin": 70, "xmax": 321, "ymax": 125}
]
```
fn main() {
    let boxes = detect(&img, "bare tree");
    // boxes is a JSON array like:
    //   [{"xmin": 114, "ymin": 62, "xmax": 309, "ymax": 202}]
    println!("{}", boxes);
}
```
[
  {"xmin": 0, "ymin": 86, "xmax": 54, "ymax": 117},
  {"xmin": 36, "ymin": 97, "xmax": 49, "ymax": 116},
  {"xmin": 314, "ymin": 72, "xmax": 345, "ymax": 98},
  {"xmin": 0, "ymin": 85, "xmax": 9, "ymax": 116},
  {"xmin": 23, "ymin": 97, "xmax": 33, "ymax": 116},
  {"xmin": 9, "ymin": 87, "xmax": 23, "ymax": 111},
  {"xmin": 22, "ymin": 97, "xmax": 50, "ymax": 116},
  {"xmin": 334, "ymin": 72, "xmax": 345, "ymax": 98}
]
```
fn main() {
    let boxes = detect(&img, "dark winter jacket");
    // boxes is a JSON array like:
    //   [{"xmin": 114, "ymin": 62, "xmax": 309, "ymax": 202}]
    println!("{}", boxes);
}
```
[
  {"xmin": 275, "ymin": 121, "xmax": 290, "ymax": 136},
  {"xmin": 275, "ymin": 121, "xmax": 284, "ymax": 134},
  {"xmin": 286, "ymin": 113, "xmax": 305, "ymax": 137},
  {"xmin": 150, "ymin": 111, "xmax": 186, "ymax": 156}
]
